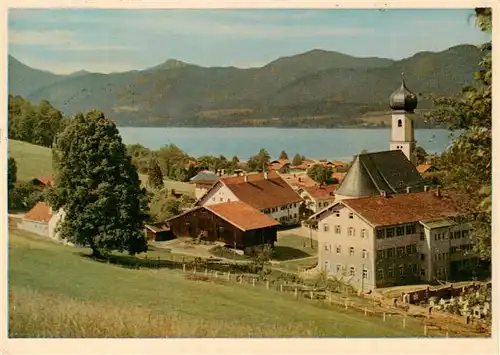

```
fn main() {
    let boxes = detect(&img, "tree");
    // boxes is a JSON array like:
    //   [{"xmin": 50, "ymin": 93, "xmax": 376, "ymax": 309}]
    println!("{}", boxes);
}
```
[
  {"xmin": 49, "ymin": 110, "xmax": 150, "ymax": 258},
  {"xmin": 247, "ymin": 148, "xmax": 271, "ymax": 172},
  {"xmin": 425, "ymin": 8, "xmax": 491, "ymax": 260},
  {"xmin": 415, "ymin": 146, "xmax": 428, "ymax": 165},
  {"xmin": 8, "ymin": 157, "xmax": 17, "ymax": 191},
  {"xmin": 292, "ymin": 153, "xmax": 303, "ymax": 166},
  {"xmin": 307, "ymin": 164, "xmax": 334, "ymax": 186},
  {"xmin": 279, "ymin": 151, "xmax": 289, "ymax": 160},
  {"xmin": 147, "ymin": 158, "xmax": 164, "ymax": 189}
]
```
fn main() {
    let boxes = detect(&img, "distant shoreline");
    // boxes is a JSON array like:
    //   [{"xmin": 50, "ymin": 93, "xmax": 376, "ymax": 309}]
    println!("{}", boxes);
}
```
[{"xmin": 114, "ymin": 124, "xmax": 447, "ymax": 130}]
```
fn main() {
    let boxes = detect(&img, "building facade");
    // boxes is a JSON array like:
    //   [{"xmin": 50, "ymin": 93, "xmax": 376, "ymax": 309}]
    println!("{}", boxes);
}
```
[
  {"xmin": 297, "ymin": 185, "xmax": 337, "ymax": 213},
  {"xmin": 313, "ymin": 189, "xmax": 475, "ymax": 291}
]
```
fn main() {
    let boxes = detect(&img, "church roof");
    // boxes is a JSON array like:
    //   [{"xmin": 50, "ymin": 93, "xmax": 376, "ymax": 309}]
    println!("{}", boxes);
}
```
[
  {"xmin": 389, "ymin": 79, "xmax": 418, "ymax": 112},
  {"xmin": 335, "ymin": 150, "xmax": 426, "ymax": 198}
]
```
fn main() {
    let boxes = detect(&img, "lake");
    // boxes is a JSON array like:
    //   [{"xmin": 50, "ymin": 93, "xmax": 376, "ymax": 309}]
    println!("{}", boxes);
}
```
[{"xmin": 118, "ymin": 127, "xmax": 458, "ymax": 161}]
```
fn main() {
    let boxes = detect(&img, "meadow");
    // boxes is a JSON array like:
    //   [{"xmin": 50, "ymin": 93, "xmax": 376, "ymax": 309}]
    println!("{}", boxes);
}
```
[{"xmin": 9, "ymin": 228, "xmax": 442, "ymax": 338}]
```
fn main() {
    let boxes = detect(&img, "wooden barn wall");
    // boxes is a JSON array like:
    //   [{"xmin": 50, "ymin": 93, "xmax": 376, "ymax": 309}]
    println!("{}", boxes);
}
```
[{"xmin": 169, "ymin": 209, "xmax": 277, "ymax": 249}]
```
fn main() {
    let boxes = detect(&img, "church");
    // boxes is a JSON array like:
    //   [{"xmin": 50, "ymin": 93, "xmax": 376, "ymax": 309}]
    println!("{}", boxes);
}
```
[{"xmin": 311, "ymin": 78, "xmax": 475, "ymax": 291}]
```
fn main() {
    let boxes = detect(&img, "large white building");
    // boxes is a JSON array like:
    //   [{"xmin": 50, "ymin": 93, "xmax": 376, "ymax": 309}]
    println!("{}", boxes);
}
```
[
  {"xmin": 312, "ymin": 78, "xmax": 477, "ymax": 291},
  {"xmin": 196, "ymin": 171, "xmax": 303, "ymax": 225}
]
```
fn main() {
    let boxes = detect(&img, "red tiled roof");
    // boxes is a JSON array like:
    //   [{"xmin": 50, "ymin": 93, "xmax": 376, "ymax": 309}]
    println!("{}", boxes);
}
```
[
  {"xmin": 292, "ymin": 160, "xmax": 315, "ymax": 170},
  {"xmin": 281, "ymin": 174, "xmax": 316, "ymax": 188},
  {"xmin": 331, "ymin": 160, "xmax": 345, "ymax": 167},
  {"xmin": 416, "ymin": 164, "xmax": 433, "ymax": 173},
  {"xmin": 205, "ymin": 201, "xmax": 279, "ymax": 231},
  {"xmin": 304, "ymin": 184, "xmax": 338, "ymax": 200},
  {"xmin": 332, "ymin": 172, "xmax": 346, "ymax": 182},
  {"xmin": 342, "ymin": 189, "xmax": 466, "ymax": 227},
  {"xmin": 34, "ymin": 176, "xmax": 53, "ymax": 186},
  {"xmin": 24, "ymin": 202, "xmax": 53, "ymax": 223},
  {"xmin": 219, "ymin": 171, "xmax": 303, "ymax": 210},
  {"xmin": 269, "ymin": 159, "xmax": 290, "ymax": 171}
]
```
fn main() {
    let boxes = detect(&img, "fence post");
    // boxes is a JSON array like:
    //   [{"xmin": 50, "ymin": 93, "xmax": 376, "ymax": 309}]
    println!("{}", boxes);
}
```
[
  {"xmin": 403, "ymin": 316, "xmax": 406, "ymax": 329},
  {"xmin": 329, "ymin": 291, "xmax": 332, "ymax": 305},
  {"xmin": 227, "ymin": 271, "xmax": 231, "ymax": 280},
  {"xmin": 193, "ymin": 266, "xmax": 196, "ymax": 275},
  {"xmin": 364, "ymin": 307, "xmax": 367, "ymax": 316},
  {"xmin": 310, "ymin": 290, "xmax": 313, "ymax": 300},
  {"xmin": 424, "ymin": 324, "xmax": 427, "ymax": 336},
  {"xmin": 383, "ymin": 312, "xmax": 386, "ymax": 322},
  {"xmin": 280, "ymin": 284, "xmax": 283, "ymax": 292},
  {"xmin": 345, "ymin": 298, "xmax": 348, "ymax": 310},
  {"xmin": 252, "ymin": 279, "xmax": 255, "ymax": 287},
  {"xmin": 266, "ymin": 280, "xmax": 269, "ymax": 289},
  {"xmin": 182, "ymin": 264, "xmax": 186, "ymax": 273},
  {"xmin": 205, "ymin": 268, "xmax": 208, "ymax": 276},
  {"xmin": 294, "ymin": 288, "xmax": 298, "ymax": 298},
  {"xmin": 215, "ymin": 271, "xmax": 218, "ymax": 279}
]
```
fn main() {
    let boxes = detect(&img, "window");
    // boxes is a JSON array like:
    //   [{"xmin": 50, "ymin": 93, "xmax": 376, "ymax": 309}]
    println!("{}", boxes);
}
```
[
  {"xmin": 362, "ymin": 249, "xmax": 368, "ymax": 259},
  {"xmin": 399, "ymin": 264, "xmax": 405, "ymax": 276},
  {"xmin": 411, "ymin": 244, "xmax": 417, "ymax": 254},
  {"xmin": 397, "ymin": 119, "xmax": 402, "ymax": 127},
  {"xmin": 388, "ymin": 267, "xmax": 394, "ymax": 277},
  {"xmin": 336, "ymin": 264, "xmax": 342, "ymax": 273},
  {"xmin": 377, "ymin": 250, "xmax": 385, "ymax": 259},
  {"xmin": 412, "ymin": 264, "xmax": 418, "ymax": 274},
  {"xmin": 324, "ymin": 243, "xmax": 329, "ymax": 251},
  {"xmin": 406, "ymin": 224, "xmax": 416, "ymax": 234},
  {"xmin": 396, "ymin": 226, "xmax": 404, "ymax": 236},
  {"xmin": 462, "ymin": 230, "xmax": 469, "ymax": 238},
  {"xmin": 323, "ymin": 223, "xmax": 329, "ymax": 232},
  {"xmin": 349, "ymin": 267, "xmax": 355, "ymax": 276},
  {"xmin": 420, "ymin": 253, "xmax": 425, "ymax": 261},
  {"xmin": 377, "ymin": 269, "xmax": 384, "ymax": 279},
  {"xmin": 420, "ymin": 232, "xmax": 425, "ymax": 241},
  {"xmin": 335, "ymin": 225, "xmax": 341, "ymax": 234},
  {"xmin": 336, "ymin": 245, "xmax": 342, "ymax": 254},
  {"xmin": 363, "ymin": 269, "xmax": 368, "ymax": 279},
  {"xmin": 349, "ymin": 247, "xmax": 355, "ymax": 256},
  {"xmin": 348, "ymin": 213, "xmax": 354, "ymax": 219},
  {"xmin": 454, "ymin": 231, "xmax": 461, "ymax": 239},
  {"xmin": 386, "ymin": 228, "xmax": 394, "ymax": 238},
  {"xmin": 294, "ymin": 213, "xmax": 297, "ymax": 218},
  {"xmin": 420, "ymin": 268, "xmax": 426, "ymax": 277},
  {"xmin": 212, "ymin": 197, "xmax": 216, "ymax": 202},
  {"xmin": 387, "ymin": 248, "xmax": 394, "ymax": 258},
  {"xmin": 376, "ymin": 229, "xmax": 385, "ymax": 239},
  {"xmin": 335, "ymin": 212, "xmax": 340, "ymax": 217},
  {"xmin": 324, "ymin": 261, "xmax": 330, "ymax": 271},
  {"xmin": 220, "ymin": 197, "xmax": 224, "ymax": 202},
  {"xmin": 406, "ymin": 245, "xmax": 412, "ymax": 255},
  {"xmin": 396, "ymin": 247, "xmax": 405, "ymax": 257},
  {"xmin": 348, "ymin": 227, "xmax": 355, "ymax": 237},
  {"xmin": 361, "ymin": 229, "xmax": 366, "ymax": 238}
]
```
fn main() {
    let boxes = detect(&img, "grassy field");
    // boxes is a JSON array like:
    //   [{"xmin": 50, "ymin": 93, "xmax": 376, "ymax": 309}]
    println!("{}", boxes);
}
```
[
  {"xmin": 8, "ymin": 228, "xmax": 441, "ymax": 338},
  {"xmin": 8, "ymin": 139, "xmax": 195, "ymax": 196},
  {"xmin": 8, "ymin": 140, "xmax": 53, "ymax": 181}
]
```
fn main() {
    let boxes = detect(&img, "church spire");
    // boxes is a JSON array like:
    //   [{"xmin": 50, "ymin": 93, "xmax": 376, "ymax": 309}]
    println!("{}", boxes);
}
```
[{"xmin": 389, "ymin": 72, "xmax": 418, "ymax": 113}]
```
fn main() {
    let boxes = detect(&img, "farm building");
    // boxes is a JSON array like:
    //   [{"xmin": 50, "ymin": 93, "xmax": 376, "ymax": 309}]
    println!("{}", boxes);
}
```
[
  {"xmin": 190, "ymin": 170, "xmax": 221, "ymax": 199},
  {"xmin": 144, "ymin": 222, "xmax": 173, "ymax": 241},
  {"xmin": 31, "ymin": 176, "xmax": 54, "ymax": 188},
  {"xmin": 196, "ymin": 171, "xmax": 303, "ymax": 225},
  {"xmin": 297, "ymin": 184, "xmax": 338, "ymax": 214},
  {"xmin": 17, "ymin": 202, "xmax": 66, "ymax": 242},
  {"xmin": 167, "ymin": 201, "xmax": 279, "ymax": 254}
]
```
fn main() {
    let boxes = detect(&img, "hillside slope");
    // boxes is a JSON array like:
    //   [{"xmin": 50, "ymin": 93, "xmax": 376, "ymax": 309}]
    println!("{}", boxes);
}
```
[
  {"xmin": 9, "ymin": 44, "xmax": 481, "ymax": 127},
  {"xmin": 8, "ymin": 140, "xmax": 53, "ymax": 180}
]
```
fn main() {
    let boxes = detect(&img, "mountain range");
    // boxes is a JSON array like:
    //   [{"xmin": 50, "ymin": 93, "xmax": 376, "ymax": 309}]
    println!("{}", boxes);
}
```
[{"xmin": 8, "ymin": 44, "xmax": 482, "ymax": 128}]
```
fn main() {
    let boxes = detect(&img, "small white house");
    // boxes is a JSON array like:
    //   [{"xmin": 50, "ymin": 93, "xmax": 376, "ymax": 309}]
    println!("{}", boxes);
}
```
[{"xmin": 18, "ymin": 202, "xmax": 66, "ymax": 242}]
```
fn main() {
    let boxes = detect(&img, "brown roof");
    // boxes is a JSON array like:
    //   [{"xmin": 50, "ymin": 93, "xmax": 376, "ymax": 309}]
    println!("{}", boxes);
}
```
[
  {"xmin": 331, "ymin": 160, "xmax": 345, "ymax": 167},
  {"xmin": 292, "ymin": 160, "xmax": 315, "ymax": 170},
  {"xmin": 34, "ymin": 176, "xmax": 53, "ymax": 186},
  {"xmin": 24, "ymin": 202, "xmax": 53, "ymax": 223},
  {"xmin": 341, "ymin": 189, "xmax": 466, "ymax": 227},
  {"xmin": 416, "ymin": 164, "xmax": 434, "ymax": 173},
  {"xmin": 281, "ymin": 174, "xmax": 316, "ymax": 189},
  {"xmin": 332, "ymin": 172, "xmax": 346, "ymax": 182},
  {"xmin": 145, "ymin": 223, "xmax": 170, "ymax": 233},
  {"xmin": 219, "ymin": 171, "xmax": 303, "ymax": 210},
  {"xmin": 269, "ymin": 159, "xmax": 290, "ymax": 171},
  {"xmin": 205, "ymin": 201, "xmax": 279, "ymax": 231},
  {"xmin": 304, "ymin": 184, "xmax": 338, "ymax": 200}
]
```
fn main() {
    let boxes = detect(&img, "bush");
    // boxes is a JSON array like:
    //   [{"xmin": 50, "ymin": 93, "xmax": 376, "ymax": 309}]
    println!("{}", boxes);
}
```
[
  {"xmin": 209, "ymin": 245, "xmax": 248, "ymax": 260},
  {"xmin": 9, "ymin": 182, "xmax": 46, "ymax": 211}
]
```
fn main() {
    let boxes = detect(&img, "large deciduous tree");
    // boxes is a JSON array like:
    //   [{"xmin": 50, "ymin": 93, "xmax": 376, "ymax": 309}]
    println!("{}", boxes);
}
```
[
  {"xmin": 426, "ymin": 8, "xmax": 491, "ymax": 260},
  {"xmin": 247, "ymin": 148, "xmax": 271, "ymax": 172},
  {"xmin": 307, "ymin": 164, "xmax": 334, "ymax": 186},
  {"xmin": 49, "ymin": 110, "xmax": 150, "ymax": 257}
]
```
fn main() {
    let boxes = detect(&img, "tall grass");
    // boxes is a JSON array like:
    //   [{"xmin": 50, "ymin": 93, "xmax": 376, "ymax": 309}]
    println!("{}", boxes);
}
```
[{"xmin": 9, "ymin": 287, "xmax": 323, "ymax": 338}]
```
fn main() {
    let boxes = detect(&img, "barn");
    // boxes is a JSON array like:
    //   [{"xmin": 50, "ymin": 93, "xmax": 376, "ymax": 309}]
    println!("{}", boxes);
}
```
[
  {"xmin": 144, "ymin": 222, "xmax": 173, "ymax": 242},
  {"xmin": 166, "ymin": 201, "xmax": 279, "ymax": 254}
]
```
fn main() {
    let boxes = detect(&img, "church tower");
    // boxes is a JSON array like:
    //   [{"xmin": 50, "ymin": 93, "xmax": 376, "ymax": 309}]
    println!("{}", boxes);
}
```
[{"xmin": 389, "ymin": 74, "xmax": 418, "ymax": 165}]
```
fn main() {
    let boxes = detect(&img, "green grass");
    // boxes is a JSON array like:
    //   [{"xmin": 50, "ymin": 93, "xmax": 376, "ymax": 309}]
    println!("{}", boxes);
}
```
[
  {"xmin": 8, "ymin": 140, "xmax": 53, "ymax": 180},
  {"xmin": 8, "ymin": 228, "xmax": 440, "ymax": 337},
  {"xmin": 273, "ymin": 234, "xmax": 318, "ymax": 261}
]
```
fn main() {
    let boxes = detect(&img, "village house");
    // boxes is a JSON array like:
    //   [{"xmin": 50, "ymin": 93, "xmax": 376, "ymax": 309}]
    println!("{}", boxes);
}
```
[
  {"xmin": 312, "ymin": 188, "xmax": 474, "ymax": 291},
  {"xmin": 166, "ymin": 201, "xmax": 279, "ymax": 254},
  {"xmin": 31, "ymin": 176, "xmax": 53, "ymax": 188},
  {"xmin": 196, "ymin": 171, "xmax": 303, "ymax": 226},
  {"xmin": 17, "ymin": 201, "xmax": 66, "ymax": 242},
  {"xmin": 417, "ymin": 164, "xmax": 439, "ymax": 174},
  {"xmin": 144, "ymin": 222, "xmax": 172, "ymax": 242},
  {"xmin": 297, "ymin": 184, "xmax": 338, "ymax": 213},
  {"xmin": 281, "ymin": 173, "xmax": 316, "ymax": 190},
  {"xmin": 269, "ymin": 159, "xmax": 291, "ymax": 174},
  {"xmin": 189, "ymin": 170, "xmax": 221, "ymax": 200}
]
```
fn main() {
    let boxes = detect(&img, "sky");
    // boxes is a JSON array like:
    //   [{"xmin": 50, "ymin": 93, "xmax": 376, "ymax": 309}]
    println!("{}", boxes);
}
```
[{"xmin": 8, "ymin": 9, "xmax": 490, "ymax": 75}]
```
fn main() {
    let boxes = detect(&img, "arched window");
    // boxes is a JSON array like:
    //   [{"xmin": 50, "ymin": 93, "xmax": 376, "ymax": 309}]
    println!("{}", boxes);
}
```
[{"xmin": 397, "ymin": 119, "xmax": 402, "ymax": 127}]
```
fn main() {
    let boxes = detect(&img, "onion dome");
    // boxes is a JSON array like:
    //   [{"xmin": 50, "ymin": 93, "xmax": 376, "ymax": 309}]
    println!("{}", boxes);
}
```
[{"xmin": 389, "ymin": 74, "xmax": 418, "ymax": 112}]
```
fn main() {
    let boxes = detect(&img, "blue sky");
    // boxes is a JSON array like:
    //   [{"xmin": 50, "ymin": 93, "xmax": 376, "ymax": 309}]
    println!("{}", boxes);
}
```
[{"xmin": 8, "ymin": 9, "xmax": 489, "ymax": 74}]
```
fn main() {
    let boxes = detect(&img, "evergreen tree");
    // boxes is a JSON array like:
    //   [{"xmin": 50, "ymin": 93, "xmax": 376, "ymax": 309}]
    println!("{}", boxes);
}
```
[
  {"xmin": 49, "ymin": 110, "xmax": 149, "ymax": 257},
  {"xmin": 279, "ymin": 151, "xmax": 289, "ymax": 160},
  {"xmin": 147, "ymin": 158, "xmax": 164, "ymax": 189},
  {"xmin": 247, "ymin": 148, "xmax": 271, "ymax": 172},
  {"xmin": 292, "ymin": 153, "xmax": 303, "ymax": 166}
]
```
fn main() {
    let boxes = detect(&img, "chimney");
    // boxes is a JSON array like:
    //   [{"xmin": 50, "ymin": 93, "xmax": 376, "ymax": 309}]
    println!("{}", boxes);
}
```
[
  {"xmin": 380, "ymin": 190, "xmax": 387, "ymax": 197},
  {"xmin": 264, "ymin": 172, "xmax": 268, "ymax": 180},
  {"xmin": 406, "ymin": 187, "xmax": 412, "ymax": 194},
  {"xmin": 424, "ymin": 185, "xmax": 430, "ymax": 192}
]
